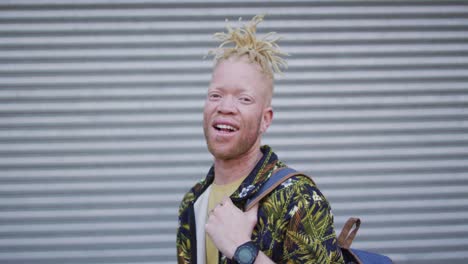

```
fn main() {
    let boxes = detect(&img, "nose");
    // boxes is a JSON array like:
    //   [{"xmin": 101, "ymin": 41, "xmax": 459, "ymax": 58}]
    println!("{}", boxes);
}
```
[{"xmin": 217, "ymin": 96, "xmax": 237, "ymax": 115}]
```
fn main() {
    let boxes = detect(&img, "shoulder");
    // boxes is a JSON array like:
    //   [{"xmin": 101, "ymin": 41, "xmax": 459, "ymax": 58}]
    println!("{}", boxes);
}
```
[
  {"xmin": 277, "ymin": 173, "xmax": 325, "ymax": 198},
  {"xmin": 265, "ymin": 172, "xmax": 331, "ymax": 213},
  {"xmin": 178, "ymin": 177, "xmax": 211, "ymax": 215}
]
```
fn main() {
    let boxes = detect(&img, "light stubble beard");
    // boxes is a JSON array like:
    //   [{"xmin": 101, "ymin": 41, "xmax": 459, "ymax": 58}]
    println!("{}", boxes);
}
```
[{"xmin": 203, "ymin": 116, "xmax": 263, "ymax": 161}]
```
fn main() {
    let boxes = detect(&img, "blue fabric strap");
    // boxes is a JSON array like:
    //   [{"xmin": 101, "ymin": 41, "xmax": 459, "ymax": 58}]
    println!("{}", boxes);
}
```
[
  {"xmin": 245, "ymin": 167, "xmax": 298, "ymax": 210},
  {"xmin": 258, "ymin": 167, "xmax": 297, "ymax": 195}
]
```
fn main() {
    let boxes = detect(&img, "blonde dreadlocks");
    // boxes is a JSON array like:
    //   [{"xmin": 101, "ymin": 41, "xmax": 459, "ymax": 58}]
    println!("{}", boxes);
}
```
[{"xmin": 208, "ymin": 14, "xmax": 288, "ymax": 78}]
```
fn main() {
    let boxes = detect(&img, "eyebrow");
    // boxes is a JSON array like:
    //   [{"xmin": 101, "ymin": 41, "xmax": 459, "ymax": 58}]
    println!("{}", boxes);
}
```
[{"xmin": 210, "ymin": 86, "xmax": 252, "ymax": 94}]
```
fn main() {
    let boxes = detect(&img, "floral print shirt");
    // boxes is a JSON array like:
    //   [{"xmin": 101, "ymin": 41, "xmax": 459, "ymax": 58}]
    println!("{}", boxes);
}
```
[{"xmin": 177, "ymin": 146, "xmax": 344, "ymax": 264}]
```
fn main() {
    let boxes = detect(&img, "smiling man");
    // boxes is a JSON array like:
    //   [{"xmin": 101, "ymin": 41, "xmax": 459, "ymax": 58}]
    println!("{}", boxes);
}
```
[{"xmin": 177, "ymin": 15, "xmax": 344, "ymax": 264}]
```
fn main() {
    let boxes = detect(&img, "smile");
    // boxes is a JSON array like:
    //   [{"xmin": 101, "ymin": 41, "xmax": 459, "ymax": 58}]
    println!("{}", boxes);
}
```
[
  {"xmin": 214, "ymin": 124, "xmax": 238, "ymax": 132},
  {"xmin": 212, "ymin": 120, "xmax": 240, "ymax": 135}
]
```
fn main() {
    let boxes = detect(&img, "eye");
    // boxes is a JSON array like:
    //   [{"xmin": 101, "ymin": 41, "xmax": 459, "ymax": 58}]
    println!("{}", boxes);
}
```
[
  {"xmin": 239, "ymin": 96, "xmax": 253, "ymax": 104},
  {"xmin": 208, "ymin": 93, "xmax": 222, "ymax": 100}
]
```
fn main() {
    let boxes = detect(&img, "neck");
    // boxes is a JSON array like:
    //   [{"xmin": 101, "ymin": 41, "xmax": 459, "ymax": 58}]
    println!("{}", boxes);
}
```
[{"xmin": 213, "ymin": 146, "xmax": 263, "ymax": 185}]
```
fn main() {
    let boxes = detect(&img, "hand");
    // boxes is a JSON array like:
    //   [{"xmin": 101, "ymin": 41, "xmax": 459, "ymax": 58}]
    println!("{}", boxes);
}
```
[{"xmin": 205, "ymin": 196, "xmax": 259, "ymax": 259}]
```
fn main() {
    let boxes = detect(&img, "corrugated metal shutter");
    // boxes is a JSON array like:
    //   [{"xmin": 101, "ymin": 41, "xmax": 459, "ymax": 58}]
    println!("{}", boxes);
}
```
[{"xmin": 1, "ymin": 1, "xmax": 467, "ymax": 263}]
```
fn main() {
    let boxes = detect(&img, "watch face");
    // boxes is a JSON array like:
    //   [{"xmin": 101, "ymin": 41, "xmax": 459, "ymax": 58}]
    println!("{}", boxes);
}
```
[
  {"xmin": 235, "ymin": 242, "xmax": 259, "ymax": 264},
  {"xmin": 238, "ymin": 247, "xmax": 254, "ymax": 263}
]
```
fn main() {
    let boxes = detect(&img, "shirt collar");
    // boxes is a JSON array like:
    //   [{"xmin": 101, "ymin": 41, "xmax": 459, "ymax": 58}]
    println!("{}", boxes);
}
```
[{"xmin": 202, "ymin": 145, "xmax": 279, "ymax": 205}]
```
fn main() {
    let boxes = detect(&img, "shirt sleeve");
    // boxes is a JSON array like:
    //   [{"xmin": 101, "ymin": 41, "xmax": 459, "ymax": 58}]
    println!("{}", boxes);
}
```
[{"xmin": 280, "ymin": 177, "xmax": 345, "ymax": 264}]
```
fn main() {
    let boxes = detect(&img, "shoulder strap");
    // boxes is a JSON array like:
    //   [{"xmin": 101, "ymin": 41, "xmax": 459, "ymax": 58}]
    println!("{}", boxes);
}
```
[
  {"xmin": 244, "ymin": 167, "xmax": 303, "ymax": 211},
  {"xmin": 337, "ymin": 217, "xmax": 361, "ymax": 249}
]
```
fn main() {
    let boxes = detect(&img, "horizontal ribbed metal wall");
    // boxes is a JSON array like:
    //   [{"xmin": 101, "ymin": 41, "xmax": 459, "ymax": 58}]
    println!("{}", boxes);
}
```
[{"xmin": 1, "ymin": 1, "xmax": 467, "ymax": 263}]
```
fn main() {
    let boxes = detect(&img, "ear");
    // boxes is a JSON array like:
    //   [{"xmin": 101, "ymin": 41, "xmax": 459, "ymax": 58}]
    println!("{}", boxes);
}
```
[{"xmin": 260, "ymin": 107, "xmax": 273, "ymax": 134}]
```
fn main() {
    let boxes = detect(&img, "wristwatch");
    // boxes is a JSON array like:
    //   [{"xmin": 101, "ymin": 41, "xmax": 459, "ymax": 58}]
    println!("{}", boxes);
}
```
[{"xmin": 233, "ymin": 241, "xmax": 259, "ymax": 264}]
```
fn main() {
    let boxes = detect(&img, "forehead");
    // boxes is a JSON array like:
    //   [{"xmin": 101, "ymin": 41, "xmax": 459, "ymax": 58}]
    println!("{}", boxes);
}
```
[{"xmin": 209, "ymin": 57, "xmax": 269, "ymax": 94}]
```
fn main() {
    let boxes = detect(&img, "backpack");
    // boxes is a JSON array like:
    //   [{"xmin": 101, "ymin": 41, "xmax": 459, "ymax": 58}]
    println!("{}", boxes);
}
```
[
  {"xmin": 245, "ymin": 167, "xmax": 394, "ymax": 264},
  {"xmin": 338, "ymin": 217, "xmax": 393, "ymax": 264}
]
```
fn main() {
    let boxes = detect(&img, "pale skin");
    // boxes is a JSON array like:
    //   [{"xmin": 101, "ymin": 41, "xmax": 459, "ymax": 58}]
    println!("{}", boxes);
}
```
[{"xmin": 203, "ymin": 56, "xmax": 275, "ymax": 263}]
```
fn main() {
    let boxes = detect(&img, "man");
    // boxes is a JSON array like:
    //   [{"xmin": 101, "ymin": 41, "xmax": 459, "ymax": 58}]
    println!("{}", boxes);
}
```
[{"xmin": 177, "ymin": 15, "xmax": 344, "ymax": 264}]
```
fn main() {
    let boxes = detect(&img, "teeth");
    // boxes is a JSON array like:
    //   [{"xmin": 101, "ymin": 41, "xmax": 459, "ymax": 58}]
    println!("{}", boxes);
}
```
[{"xmin": 216, "ymin": 124, "xmax": 237, "ymax": 131}]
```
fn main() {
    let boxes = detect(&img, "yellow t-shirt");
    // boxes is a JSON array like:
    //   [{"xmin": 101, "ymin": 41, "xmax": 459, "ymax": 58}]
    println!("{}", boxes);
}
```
[{"xmin": 206, "ymin": 176, "xmax": 247, "ymax": 264}]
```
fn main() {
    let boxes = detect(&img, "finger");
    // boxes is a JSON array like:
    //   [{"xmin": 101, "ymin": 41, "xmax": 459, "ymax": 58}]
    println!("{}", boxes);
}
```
[
  {"xmin": 205, "ymin": 222, "xmax": 213, "ymax": 237},
  {"xmin": 220, "ymin": 196, "xmax": 234, "ymax": 209},
  {"xmin": 221, "ymin": 196, "xmax": 232, "ymax": 206},
  {"xmin": 207, "ymin": 209, "xmax": 218, "ymax": 223},
  {"xmin": 245, "ymin": 203, "xmax": 259, "ymax": 224},
  {"xmin": 211, "ymin": 204, "xmax": 221, "ymax": 215}
]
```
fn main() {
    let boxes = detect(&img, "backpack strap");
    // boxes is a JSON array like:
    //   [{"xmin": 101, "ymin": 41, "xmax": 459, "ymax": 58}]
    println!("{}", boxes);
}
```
[
  {"xmin": 244, "ymin": 167, "xmax": 303, "ymax": 211},
  {"xmin": 337, "ymin": 217, "xmax": 361, "ymax": 249}
]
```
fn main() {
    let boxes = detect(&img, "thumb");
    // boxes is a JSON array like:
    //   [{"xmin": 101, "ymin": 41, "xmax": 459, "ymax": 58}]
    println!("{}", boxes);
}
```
[{"xmin": 245, "ymin": 203, "xmax": 259, "ymax": 225}]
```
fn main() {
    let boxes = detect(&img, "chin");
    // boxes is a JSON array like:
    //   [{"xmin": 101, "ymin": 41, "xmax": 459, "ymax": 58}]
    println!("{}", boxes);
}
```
[
  {"xmin": 204, "ymin": 132, "xmax": 260, "ymax": 161},
  {"xmin": 207, "ymin": 145, "xmax": 236, "ymax": 160},
  {"xmin": 206, "ymin": 139, "xmax": 246, "ymax": 160}
]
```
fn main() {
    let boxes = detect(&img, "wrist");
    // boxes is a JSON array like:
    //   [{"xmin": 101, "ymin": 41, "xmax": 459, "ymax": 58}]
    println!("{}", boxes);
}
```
[
  {"xmin": 232, "ymin": 241, "xmax": 259, "ymax": 264},
  {"xmin": 228, "ymin": 238, "xmax": 251, "ymax": 259}
]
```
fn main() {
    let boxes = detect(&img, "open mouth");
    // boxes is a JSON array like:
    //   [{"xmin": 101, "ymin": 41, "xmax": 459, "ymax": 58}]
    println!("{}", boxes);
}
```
[{"xmin": 213, "ymin": 123, "xmax": 239, "ymax": 133}]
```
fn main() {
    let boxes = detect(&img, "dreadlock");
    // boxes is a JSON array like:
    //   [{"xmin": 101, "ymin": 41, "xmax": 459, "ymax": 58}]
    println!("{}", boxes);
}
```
[{"xmin": 208, "ymin": 14, "xmax": 288, "ymax": 78}]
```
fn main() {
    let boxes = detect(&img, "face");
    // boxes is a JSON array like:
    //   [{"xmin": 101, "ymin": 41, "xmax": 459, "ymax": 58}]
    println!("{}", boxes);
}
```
[{"xmin": 203, "ymin": 56, "xmax": 273, "ymax": 160}]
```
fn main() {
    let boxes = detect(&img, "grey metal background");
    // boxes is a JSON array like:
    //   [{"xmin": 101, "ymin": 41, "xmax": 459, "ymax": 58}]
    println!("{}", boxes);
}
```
[{"xmin": 1, "ymin": 0, "xmax": 468, "ymax": 263}]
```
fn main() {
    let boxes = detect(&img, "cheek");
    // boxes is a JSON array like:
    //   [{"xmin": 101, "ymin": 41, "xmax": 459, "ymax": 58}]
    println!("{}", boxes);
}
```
[
  {"xmin": 243, "ymin": 110, "xmax": 263, "ymax": 130},
  {"xmin": 203, "ymin": 103, "xmax": 215, "ymax": 120}
]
